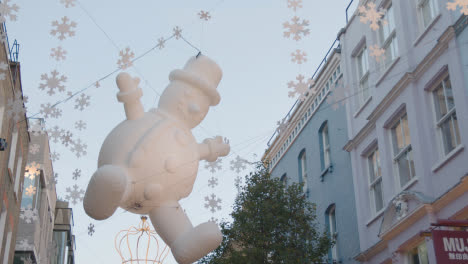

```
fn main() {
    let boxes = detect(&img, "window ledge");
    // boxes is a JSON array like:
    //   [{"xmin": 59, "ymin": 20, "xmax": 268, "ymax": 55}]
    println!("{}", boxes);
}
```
[
  {"xmin": 366, "ymin": 209, "xmax": 385, "ymax": 226},
  {"xmin": 400, "ymin": 176, "xmax": 419, "ymax": 192},
  {"xmin": 413, "ymin": 14, "xmax": 441, "ymax": 47},
  {"xmin": 431, "ymin": 144, "xmax": 464, "ymax": 172},
  {"xmin": 353, "ymin": 96, "xmax": 372, "ymax": 118},
  {"xmin": 376, "ymin": 57, "xmax": 400, "ymax": 87},
  {"xmin": 320, "ymin": 164, "xmax": 333, "ymax": 181}
]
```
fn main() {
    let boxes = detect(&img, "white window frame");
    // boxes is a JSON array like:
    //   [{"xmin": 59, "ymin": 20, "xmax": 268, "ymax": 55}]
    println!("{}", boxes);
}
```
[
  {"xmin": 432, "ymin": 75, "xmax": 461, "ymax": 156},
  {"xmin": 391, "ymin": 113, "xmax": 416, "ymax": 189},
  {"xmin": 322, "ymin": 123, "xmax": 331, "ymax": 169},
  {"xmin": 407, "ymin": 241, "xmax": 429, "ymax": 264},
  {"xmin": 367, "ymin": 147, "xmax": 384, "ymax": 214},
  {"xmin": 0, "ymin": 201, "xmax": 7, "ymax": 252},
  {"xmin": 7, "ymin": 129, "xmax": 18, "ymax": 179},
  {"xmin": 299, "ymin": 151, "xmax": 308, "ymax": 193},
  {"xmin": 356, "ymin": 46, "xmax": 370, "ymax": 106},
  {"xmin": 417, "ymin": 0, "xmax": 438, "ymax": 29},
  {"xmin": 328, "ymin": 206, "xmax": 338, "ymax": 262},
  {"xmin": 379, "ymin": 3, "xmax": 399, "ymax": 69}
]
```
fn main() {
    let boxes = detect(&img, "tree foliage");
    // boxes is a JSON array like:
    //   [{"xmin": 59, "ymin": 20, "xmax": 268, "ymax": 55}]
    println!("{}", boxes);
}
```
[{"xmin": 199, "ymin": 164, "xmax": 333, "ymax": 264}]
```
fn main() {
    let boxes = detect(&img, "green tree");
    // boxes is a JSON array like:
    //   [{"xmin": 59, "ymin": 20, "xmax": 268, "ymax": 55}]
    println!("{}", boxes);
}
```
[{"xmin": 199, "ymin": 164, "xmax": 333, "ymax": 264}]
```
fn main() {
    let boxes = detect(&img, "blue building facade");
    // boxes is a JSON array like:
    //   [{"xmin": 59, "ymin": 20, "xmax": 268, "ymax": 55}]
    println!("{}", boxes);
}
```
[{"xmin": 263, "ymin": 49, "xmax": 360, "ymax": 264}]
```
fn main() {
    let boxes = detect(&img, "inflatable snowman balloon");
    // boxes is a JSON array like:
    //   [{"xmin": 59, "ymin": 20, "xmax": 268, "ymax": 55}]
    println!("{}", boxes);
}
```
[{"xmin": 83, "ymin": 55, "xmax": 230, "ymax": 264}]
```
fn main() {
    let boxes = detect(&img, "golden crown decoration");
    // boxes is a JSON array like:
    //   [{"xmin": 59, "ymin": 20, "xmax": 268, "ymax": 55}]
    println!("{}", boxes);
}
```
[{"xmin": 115, "ymin": 216, "xmax": 170, "ymax": 264}]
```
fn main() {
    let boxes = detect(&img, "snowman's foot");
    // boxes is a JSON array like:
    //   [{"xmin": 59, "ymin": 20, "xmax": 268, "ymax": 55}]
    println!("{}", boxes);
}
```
[
  {"xmin": 171, "ymin": 221, "xmax": 222, "ymax": 264},
  {"xmin": 83, "ymin": 165, "xmax": 128, "ymax": 220}
]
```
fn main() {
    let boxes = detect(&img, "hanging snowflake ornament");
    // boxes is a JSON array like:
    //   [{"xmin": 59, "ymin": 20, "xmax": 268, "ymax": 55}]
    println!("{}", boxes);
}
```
[
  {"xmin": 117, "ymin": 47, "xmax": 134, "ymax": 69},
  {"xmin": 358, "ymin": 3, "xmax": 387, "ymax": 31},
  {"xmin": 29, "ymin": 143, "xmax": 40, "ymax": 155},
  {"xmin": 74, "ymin": 93, "xmax": 90, "ymax": 111},
  {"xmin": 70, "ymin": 138, "xmax": 87, "ymax": 158},
  {"xmin": 0, "ymin": 0, "xmax": 19, "ymax": 23},
  {"xmin": 60, "ymin": 0, "xmax": 76, "ymax": 8},
  {"xmin": 39, "ymin": 70, "xmax": 67, "ymax": 96},
  {"xmin": 53, "ymin": 173, "xmax": 59, "ymax": 185},
  {"xmin": 326, "ymin": 82, "xmax": 348, "ymax": 111},
  {"xmin": 28, "ymin": 120, "xmax": 46, "ymax": 136},
  {"xmin": 60, "ymin": 130, "xmax": 74, "ymax": 147},
  {"xmin": 204, "ymin": 159, "xmax": 222, "ymax": 173},
  {"xmin": 291, "ymin": 49, "xmax": 307, "ymax": 64},
  {"xmin": 156, "ymin": 37, "xmax": 165, "ymax": 49},
  {"xmin": 72, "ymin": 168, "xmax": 81, "ymax": 180},
  {"xmin": 230, "ymin": 155, "xmax": 250, "ymax": 173},
  {"xmin": 40, "ymin": 103, "xmax": 62, "ymax": 119},
  {"xmin": 16, "ymin": 238, "xmax": 32, "ymax": 250},
  {"xmin": 209, "ymin": 217, "xmax": 218, "ymax": 224},
  {"xmin": 234, "ymin": 176, "xmax": 242, "ymax": 193},
  {"xmin": 208, "ymin": 177, "xmax": 218, "ymax": 188},
  {"xmin": 204, "ymin": 194, "xmax": 222, "ymax": 213},
  {"xmin": 50, "ymin": 16, "xmax": 77, "ymax": 40},
  {"xmin": 369, "ymin": 44, "xmax": 385, "ymax": 62},
  {"xmin": 65, "ymin": 184, "xmax": 85, "ymax": 205},
  {"xmin": 49, "ymin": 151, "xmax": 60, "ymax": 163},
  {"xmin": 74, "ymin": 120, "xmax": 86, "ymax": 131},
  {"xmin": 288, "ymin": 74, "xmax": 315, "ymax": 101},
  {"xmin": 173, "ymin": 26, "xmax": 182, "ymax": 39},
  {"xmin": 50, "ymin": 46, "xmax": 67, "ymax": 61},
  {"xmin": 20, "ymin": 206, "xmax": 39, "ymax": 223},
  {"xmin": 47, "ymin": 126, "xmax": 64, "ymax": 143},
  {"xmin": 287, "ymin": 0, "xmax": 302, "ymax": 11},
  {"xmin": 25, "ymin": 185, "xmax": 37, "ymax": 197},
  {"xmin": 283, "ymin": 16, "xmax": 310, "ymax": 41},
  {"xmin": 276, "ymin": 117, "xmax": 289, "ymax": 136},
  {"xmin": 198, "ymin": 10, "xmax": 211, "ymax": 21},
  {"xmin": 88, "ymin": 223, "xmax": 95, "ymax": 236},
  {"xmin": 25, "ymin": 162, "xmax": 41, "ymax": 180},
  {"xmin": 6, "ymin": 93, "xmax": 26, "ymax": 122},
  {"xmin": 447, "ymin": 0, "xmax": 468, "ymax": 15}
]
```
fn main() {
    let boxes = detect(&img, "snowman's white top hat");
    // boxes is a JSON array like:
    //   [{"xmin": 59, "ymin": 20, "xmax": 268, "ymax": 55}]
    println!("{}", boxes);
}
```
[{"xmin": 169, "ymin": 54, "xmax": 222, "ymax": 106}]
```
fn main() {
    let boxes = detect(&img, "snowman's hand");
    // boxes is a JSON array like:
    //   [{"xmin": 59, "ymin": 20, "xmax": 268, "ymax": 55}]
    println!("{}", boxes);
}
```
[{"xmin": 200, "ymin": 136, "xmax": 230, "ymax": 162}]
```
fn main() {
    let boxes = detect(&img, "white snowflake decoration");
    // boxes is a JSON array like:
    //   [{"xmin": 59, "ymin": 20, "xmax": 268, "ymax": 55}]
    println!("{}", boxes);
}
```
[
  {"xmin": 198, "ymin": 10, "xmax": 211, "ymax": 21},
  {"xmin": 6, "ymin": 93, "xmax": 26, "ymax": 122},
  {"xmin": 156, "ymin": 37, "xmax": 165, "ymax": 49},
  {"xmin": 71, "ymin": 139, "xmax": 87, "ymax": 158},
  {"xmin": 72, "ymin": 168, "xmax": 81, "ymax": 180},
  {"xmin": 208, "ymin": 177, "xmax": 218, "ymax": 188},
  {"xmin": 447, "ymin": 0, "xmax": 468, "ymax": 15},
  {"xmin": 51, "ymin": 16, "xmax": 77, "ymax": 40},
  {"xmin": 48, "ymin": 126, "xmax": 64, "ymax": 143},
  {"xmin": 40, "ymin": 103, "xmax": 62, "ymax": 119},
  {"xmin": 60, "ymin": 131, "xmax": 74, "ymax": 147},
  {"xmin": 29, "ymin": 143, "xmax": 40, "ymax": 154},
  {"xmin": 326, "ymin": 82, "xmax": 348, "ymax": 111},
  {"xmin": 117, "ymin": 47, "xmax": 134, "ymax": 69},
  {"xmin": 291, "ymin": 49, "xmax": 307, "ymax": 64},
  {"xmin": 60, "ymin": 0, "xmax": 76, "ymax": 8},
  {"xmin": 74, "ymin": 93, "xmax": 90, "ymax": 111},
  {"xmin": 276, "ymin": 118, "xmax": 289, "ymax": 136},
  {"xmin": 230, "ymin": 155, "xmax": 250, "ymax": 173},
  {"xmin": 288, "ymin": 74, "xmax": 315, "ymax": 101},
  {"xmin": 235, "ymin": 176, "xmax": 242, "ymax": 193},
  {"xmin": 74, "ymin": 120, "xmax": 86, "ymax": 131},
  {"xmin": 287, "ymin": 0, "xmax": 302, "ymax": 11},
  {"xmin": 0, "ymin": 0, "xmax": 19, "ymax": 23},
  {"xmin": 28, "ymin": 120, "xmax": 46, "ymax": 136},
  {"xmin": 204, "ymin": 194, "xmax": 222, "ymax": 213},
  {"xmin": 20, "ymin": 206, "xmax": 38, "ymax": 224},
  {"xmin": 25, "ymin": 161, "xmax": 41, "ymax": 180},
  {"xmin": 39, "ymin": 70, "xmax": 67, "ymax": 96},
  {"xmin": 209, "ymin": 217, "xmax": 218, "ymax": 224},
  {"xmin": 20, "ymin": 256, "xmax": 33, "ymax": 264},
  {"xmin": 358, "ymin": 3, "xmax": 387, "ymax": 31},
  {"xmin": 283, "ymin": 16, "xmax": 310, "ymax": 41},
  {"xmin": 25, "ymin": 185, "xmax": 36, "ymax": 196},
  {"xmin": 53, "ymin": 173, "xmax": 59, "ymax": 185},
  {"xmin": 65, "ymin": 184, "xmax": 85, "ymax": 205},
  {"xmin": 88, "ymin": 223, "xmax": 95, "ymax": 236},
  {"xmin": 205, "ymin": 159, "xmax": 222, "ymax": 173},
  {"xmin": 369, "ymin": 44, "xmax": 385, "ymax": 62},
  {"xmin": 173, "ymin": 26, "xmax": 182, "ymax": 39},
  {"xmin": 16, "ymin": 238, "xmax": 32, "ymax": 250},
  {"xmin": 50, "ymin": 46, "xmax": 67, "ymax": 61},
  {"xmin": 50, "ymin": 151, "xmax": 60, "ymax": 162}
]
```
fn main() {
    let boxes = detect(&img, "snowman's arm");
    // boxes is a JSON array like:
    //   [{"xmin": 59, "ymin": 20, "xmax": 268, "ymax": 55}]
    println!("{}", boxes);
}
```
[{"xmin": 198, "ymin": 136, "xmax": 230, "ymax": 162}]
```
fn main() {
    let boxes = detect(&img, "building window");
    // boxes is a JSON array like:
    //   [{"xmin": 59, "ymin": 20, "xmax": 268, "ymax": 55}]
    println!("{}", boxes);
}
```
[
  {"xmin": 280, "ymin": 173, "xmax": 288, "ymax": 187},
  {"xmin": 433, "ymin": 75, "xmax": 461, "ymax": 155},
  {"xmin": 320, "ymin": 122, "xmax": 331, "ymax": 170},
  {"xmin": 408, "ymin": 241, "xmax": 429, "ymax": 264},
  {"xmin": 418, "ymin": 0, "xmax": 438, "ymax": 28},
  {"xmin": 379, "ymin": 3, "xmax": 399, "ymax": 69},
  {"xmin": 368, "ymin": 147, "xmax": 384, "ymax": 213},
  {"xmin": 21, "ymin": 170, "xmax": 43, "ymax": 210},
  {"xmin": 0, "ymin": 201, "xmax": 7, "ymax": 251},
  {"xmin": 391, "ymin": 113, "xmax": 416, "ymax": 188},
  {"xmin": 326, "ymin": 205, "xmax": 338, "ymax": 262},
  {"xmin": 298, "ymin": 150, "xmax": 308, "ymax": 194},
  {"xmin": 356, "ymin": 45, "xmax": 370, "ymax": 106},
  {"xmin": 7, "ymin": 129, "xmax": 18, "ymax": 180}
]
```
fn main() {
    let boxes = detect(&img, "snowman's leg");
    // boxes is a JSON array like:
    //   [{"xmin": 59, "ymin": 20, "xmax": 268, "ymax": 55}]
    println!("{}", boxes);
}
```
[
  {"xmin": 149, "ymin": 203, "xmax": 222, "ymax": 264},
  {"xmin": 83, "ymin": 165, "xmax": 128, "ymax": 220}
]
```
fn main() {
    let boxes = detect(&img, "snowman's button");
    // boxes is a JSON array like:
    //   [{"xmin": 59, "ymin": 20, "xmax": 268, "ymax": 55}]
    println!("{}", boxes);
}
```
[
  {"xmin": 175, "ymin": 129, "xmax": 189, "ymax": 146},
  {"xmin": 165, "ymin": 157, "xmax": 177, "ymax": 173}
]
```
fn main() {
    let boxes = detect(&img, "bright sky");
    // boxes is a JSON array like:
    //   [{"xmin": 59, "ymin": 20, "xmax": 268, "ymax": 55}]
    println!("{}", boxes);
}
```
[{"xmin": 8, "ymin": 0, "xmax": 358, "ymax": 263}]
